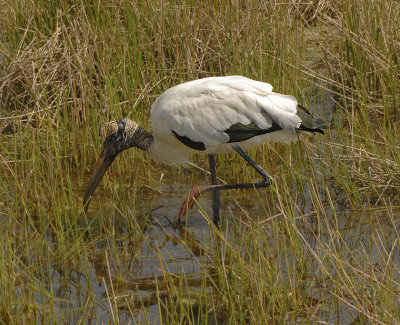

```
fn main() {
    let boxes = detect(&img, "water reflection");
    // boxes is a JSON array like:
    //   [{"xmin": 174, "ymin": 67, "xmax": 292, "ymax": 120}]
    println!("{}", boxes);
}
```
[{"xmin": 5, "ymin": 89, "xmax": 400, "ymax": 324}]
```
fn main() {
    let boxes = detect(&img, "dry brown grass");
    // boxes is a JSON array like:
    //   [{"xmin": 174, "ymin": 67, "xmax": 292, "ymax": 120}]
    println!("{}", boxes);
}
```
[
  {"xmin": 0, "ymin": 25, "xmax": 102, "ymax": 134},
  {"xmin": 1, "ymin": 1, "xmax": 400, "ymax": 323}
]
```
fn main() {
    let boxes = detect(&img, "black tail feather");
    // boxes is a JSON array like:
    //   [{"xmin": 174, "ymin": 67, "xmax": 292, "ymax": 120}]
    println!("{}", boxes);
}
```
[{"xmin": 296, "ymin": 104, "xmax": 327, "ymax": 134}]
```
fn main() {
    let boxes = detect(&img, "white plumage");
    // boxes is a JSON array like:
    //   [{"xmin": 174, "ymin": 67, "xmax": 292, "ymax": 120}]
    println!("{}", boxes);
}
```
[{"xmin": 149, "ymin": 76, "xmax": 302, "ymax": 164}]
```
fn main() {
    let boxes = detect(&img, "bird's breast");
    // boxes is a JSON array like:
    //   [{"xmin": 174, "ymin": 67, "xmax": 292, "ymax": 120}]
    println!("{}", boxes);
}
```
[{"xmin": 148, "ymin": 133, "xmax": 194, "ymax": 165}]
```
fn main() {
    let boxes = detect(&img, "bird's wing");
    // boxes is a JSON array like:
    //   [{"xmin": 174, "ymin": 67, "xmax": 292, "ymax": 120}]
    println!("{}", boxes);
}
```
[{"xmin": 151, "ymin": 76, "xmax": 301, "ymax": 147}]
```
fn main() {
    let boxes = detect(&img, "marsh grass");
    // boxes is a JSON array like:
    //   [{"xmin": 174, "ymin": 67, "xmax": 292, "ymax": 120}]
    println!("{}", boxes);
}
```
[{"xmin": 1, "ymin": 0, "xmax": 400, "ymax": 323}]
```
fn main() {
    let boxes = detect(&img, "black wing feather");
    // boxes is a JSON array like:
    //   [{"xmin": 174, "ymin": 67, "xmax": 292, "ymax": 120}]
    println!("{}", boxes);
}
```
[
  {"xmin": 225, "ymin": 122, "xmax": 282, "ymax": 143},
  {"xmin": 172, "ymin": 130, "xmax": 206, "ymax": 151}
]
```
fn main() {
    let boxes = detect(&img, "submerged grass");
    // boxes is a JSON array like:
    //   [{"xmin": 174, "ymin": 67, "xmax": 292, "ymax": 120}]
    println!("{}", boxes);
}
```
[{"xmin": 1, "ymin": 0, "xmax": 400, "ymax": 323}]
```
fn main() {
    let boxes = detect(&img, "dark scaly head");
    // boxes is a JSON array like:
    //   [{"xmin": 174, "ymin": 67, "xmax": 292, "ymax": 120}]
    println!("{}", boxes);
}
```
[{"xmin": 83, "ymin": 118, "xmax": 153, "ymax": 212}]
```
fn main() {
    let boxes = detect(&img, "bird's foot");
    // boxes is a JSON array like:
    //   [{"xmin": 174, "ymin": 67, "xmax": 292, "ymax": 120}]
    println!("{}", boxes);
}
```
[{"xmin": 176, "ymin": 184, "xmax": 218, "ymax": 222}]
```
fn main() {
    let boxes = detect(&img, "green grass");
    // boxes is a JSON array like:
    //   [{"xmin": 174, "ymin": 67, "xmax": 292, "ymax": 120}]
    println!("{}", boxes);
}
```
[{"xmin": 1, "ymin": 0, "xmax": 400, "ymax": 323}]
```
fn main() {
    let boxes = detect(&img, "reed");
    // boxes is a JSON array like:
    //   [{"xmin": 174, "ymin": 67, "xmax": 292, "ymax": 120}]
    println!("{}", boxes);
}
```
[{"xmin": 1, "ymin": 0, "xmax": 399, "ymax": 323}]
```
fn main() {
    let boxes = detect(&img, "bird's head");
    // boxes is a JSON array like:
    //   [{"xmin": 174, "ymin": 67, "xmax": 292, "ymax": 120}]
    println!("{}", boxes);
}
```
[
  {"xmin": 103, "ymin": 118, "xmax": 140, "ymax": 155},
  {"xmin": 83, "ymin": 117, "xmax": 152, "ymax": 212}
]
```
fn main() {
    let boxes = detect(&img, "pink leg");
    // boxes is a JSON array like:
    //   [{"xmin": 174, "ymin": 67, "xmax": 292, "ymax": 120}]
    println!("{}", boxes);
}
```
[{"xmin": 177, "ymin": 184, "xmax": 219, "ymax": 222}]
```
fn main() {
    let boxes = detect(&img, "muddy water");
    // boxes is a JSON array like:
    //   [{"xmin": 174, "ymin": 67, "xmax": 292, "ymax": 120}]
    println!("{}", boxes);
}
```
[{"xmin": 67, "ymin": 175, "xmax": 235, "ymax": 323}]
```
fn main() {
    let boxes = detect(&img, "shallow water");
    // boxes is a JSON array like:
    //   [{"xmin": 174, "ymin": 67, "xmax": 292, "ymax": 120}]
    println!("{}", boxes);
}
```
[
  {"xmin": 76, "ymin": 181, "xmax": 400, "ymax": 324},
  {"xmin": 2, "ymin": 90, "xmax": 399, "ymax": 324}
]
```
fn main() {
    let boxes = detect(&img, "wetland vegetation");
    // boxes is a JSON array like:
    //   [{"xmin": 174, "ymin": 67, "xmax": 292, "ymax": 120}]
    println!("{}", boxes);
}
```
[{"xmin": 1, "ymin": 0, "xmax": 400, "ymax": 323}]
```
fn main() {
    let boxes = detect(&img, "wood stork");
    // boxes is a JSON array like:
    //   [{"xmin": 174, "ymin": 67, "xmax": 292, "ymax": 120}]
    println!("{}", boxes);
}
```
[{"xmin": 83, "ymin": 76, "xmax": 327, "ymax": 225}]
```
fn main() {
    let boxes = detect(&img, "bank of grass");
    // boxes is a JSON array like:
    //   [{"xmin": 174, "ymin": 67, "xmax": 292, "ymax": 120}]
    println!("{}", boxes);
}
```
[{"xmin": 1, "ymin": 0, "xmax": 400, "ymax": 323}]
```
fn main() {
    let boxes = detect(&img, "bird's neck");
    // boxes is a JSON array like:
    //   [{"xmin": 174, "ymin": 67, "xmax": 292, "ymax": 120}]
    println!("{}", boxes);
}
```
[{"xmin": 128, "ymin": 125, "xmax": 154, "ymax": 152}]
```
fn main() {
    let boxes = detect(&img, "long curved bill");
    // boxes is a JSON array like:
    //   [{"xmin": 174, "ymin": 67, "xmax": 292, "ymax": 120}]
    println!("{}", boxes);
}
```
[{"xmin": 83, "ymin": 144, "xmax": 118, "ymax": 213}]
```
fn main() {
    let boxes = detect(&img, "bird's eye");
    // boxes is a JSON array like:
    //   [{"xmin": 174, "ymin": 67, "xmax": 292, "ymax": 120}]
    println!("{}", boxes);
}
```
[{"xmin": 111, "ymin": 134, "xmax": 117, "ymax": 140}]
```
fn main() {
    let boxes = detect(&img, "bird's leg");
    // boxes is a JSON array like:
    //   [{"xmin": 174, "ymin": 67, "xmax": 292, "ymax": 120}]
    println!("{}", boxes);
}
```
[
  {"xmin": 177, "ymin": 145, "xmax": 273, "ymax": 222},
  {"xmin": 231, "ymin": 145, "xmax": 273, "ymax": 187},
  {"xmin": 209, "ymin": 154, "xmax": 220, "ymax": 226},
  {"xmin": 177, "ymin": 184, "xmax": 218, "ymax": 222}
]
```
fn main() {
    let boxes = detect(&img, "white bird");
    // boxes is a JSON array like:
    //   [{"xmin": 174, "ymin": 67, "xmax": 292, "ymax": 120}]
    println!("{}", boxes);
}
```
[{"xmin": 83, "ymin": 76, "xmax": 327, "ymax": 224}]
